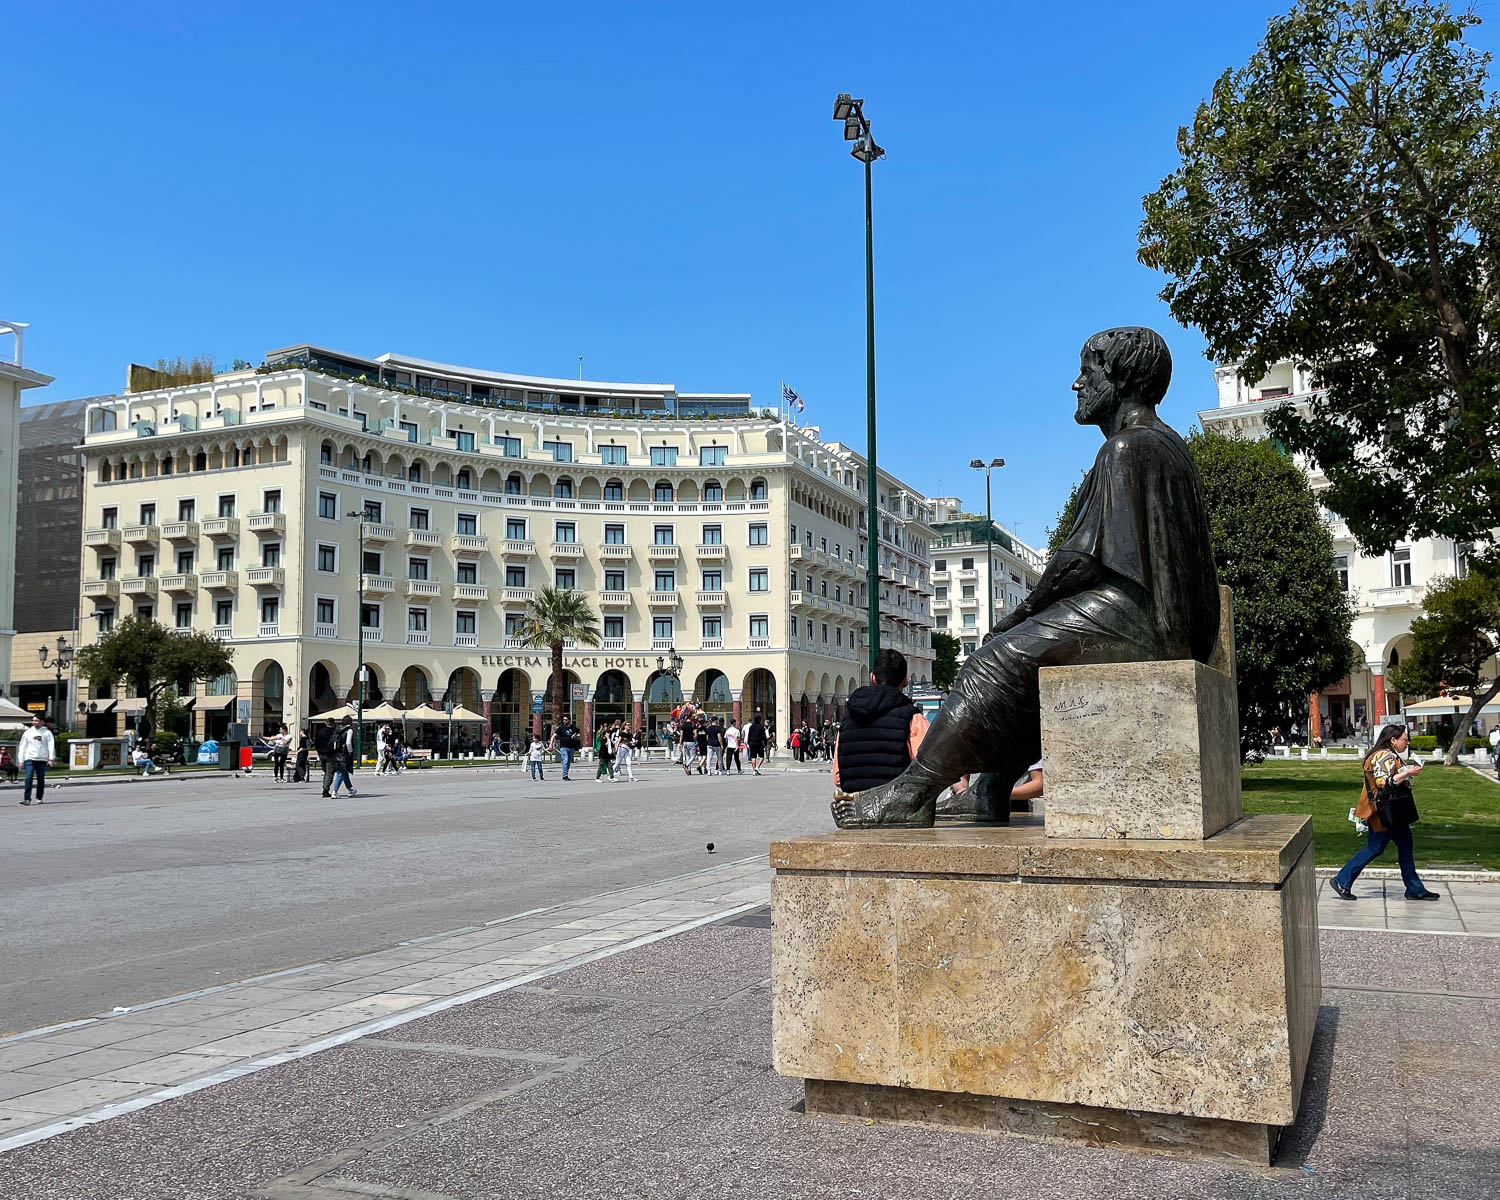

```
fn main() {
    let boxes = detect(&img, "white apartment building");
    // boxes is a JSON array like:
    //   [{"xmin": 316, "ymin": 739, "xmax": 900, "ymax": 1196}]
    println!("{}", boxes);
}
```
[
  {"xmin": 927, "ymin": 498, "xmax": 1043, "ymax": 659},
  {"xmin": 76, "ymin": 347, "xmax": 937, "ymax": 744},
  {"xmin": 1201, "ymin": 360, "xmax": 1492, "ymax": 735}
]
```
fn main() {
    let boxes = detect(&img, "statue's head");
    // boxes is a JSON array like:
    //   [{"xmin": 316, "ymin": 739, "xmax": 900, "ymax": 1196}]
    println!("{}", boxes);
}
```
[{"xmin": 1072, "ymin": 327, "xmax": 1171, "ymax": 427}]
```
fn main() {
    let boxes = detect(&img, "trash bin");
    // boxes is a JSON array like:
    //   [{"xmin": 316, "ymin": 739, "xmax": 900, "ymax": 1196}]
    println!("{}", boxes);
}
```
[
  {"xmin": 196, "ymin": 739, "xmax": 220, "ymax": 766},
  {"xmin": 218, "ymin": 741, "xmax": 240, "ymax": 771}
]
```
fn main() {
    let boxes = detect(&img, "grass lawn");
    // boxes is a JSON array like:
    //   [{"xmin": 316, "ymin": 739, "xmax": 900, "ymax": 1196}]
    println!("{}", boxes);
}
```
[{"xmin": 1242, "ymin": 760, "xmax": 1500, "ymax": 870}]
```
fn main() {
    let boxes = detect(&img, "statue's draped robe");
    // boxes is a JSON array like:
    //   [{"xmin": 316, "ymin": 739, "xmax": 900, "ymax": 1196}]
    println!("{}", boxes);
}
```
[{"xmin": 921, "ymin": 415, "xmax": 1220, "ymax": 811}]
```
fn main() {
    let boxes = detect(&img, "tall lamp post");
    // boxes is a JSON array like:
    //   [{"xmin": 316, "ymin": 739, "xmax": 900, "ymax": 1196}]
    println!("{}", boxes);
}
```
[
  {"xmin": 833, "ymin": 93, "xmax": 885, "ymax": 671},
  {"xmin": 347, "ymin": 508, "xmax": 368, "ymax": 768},
  {"xmin": 968, "ymin": 458, "xmax": 1006, "ymax": 634},
  {"xmin": 38, "ymin": 635, "xmax": 73, "ymax": 732}
]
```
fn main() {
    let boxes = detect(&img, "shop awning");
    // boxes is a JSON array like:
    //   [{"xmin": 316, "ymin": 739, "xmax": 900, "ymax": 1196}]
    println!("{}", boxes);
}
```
[
  {"xmin": 405, "ymin": 703, "xmax": 450, "ymax": 721},
  {"xmin": 116, "ymin": 697, "xmax": 150, "ymax": 716},
  {"xmin": 189, "ymin": 695, "xmax": 237, "ymax": 711},
  {"xmin": 1404, "ymin": 693, "xmax": 1500, "ymax": 715},
  {"xmin": 0, "ymin": 697, "xmax": 33, "ymax": 722}
]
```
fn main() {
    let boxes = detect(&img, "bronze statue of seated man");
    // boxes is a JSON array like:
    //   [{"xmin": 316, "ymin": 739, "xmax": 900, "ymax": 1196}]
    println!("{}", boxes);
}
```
[{"xmin": 832, "ymin": 327, "xmax": 1220, "ymax": 829}]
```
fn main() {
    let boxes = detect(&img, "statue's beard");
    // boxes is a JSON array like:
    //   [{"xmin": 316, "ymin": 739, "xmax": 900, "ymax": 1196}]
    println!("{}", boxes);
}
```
[{"xmin": 1074, "ymin": 389, "xmax": 1117, "ymax": 427}]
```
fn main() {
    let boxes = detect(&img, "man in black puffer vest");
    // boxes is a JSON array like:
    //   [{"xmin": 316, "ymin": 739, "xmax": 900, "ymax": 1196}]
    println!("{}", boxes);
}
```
[{"xmin": 833, "ymin": 649, "xmax": 930, "ymax": 795}]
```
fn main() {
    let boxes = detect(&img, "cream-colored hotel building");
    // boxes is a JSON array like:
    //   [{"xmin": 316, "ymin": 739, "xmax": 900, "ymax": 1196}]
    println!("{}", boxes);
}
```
[{"xmin": 78, "ymin": 345, "xmax": 939, "ymax": 744}]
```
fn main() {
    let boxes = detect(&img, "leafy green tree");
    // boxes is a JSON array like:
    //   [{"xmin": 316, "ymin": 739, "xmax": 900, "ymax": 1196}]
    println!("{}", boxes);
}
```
[
  {"xmin": 1139, "ymin": 0, "xmax": 1500, "ymax": 558},
  {"xmin": 1389, "ymin": 572, "xmax": 1500, "ymax": 764},
  {"xmin": 520, "ymin": 587, "xmax": 602, "ymax": 734},
  {"xmin": 1190, "ymin": 431, "xmax": 1356, "ymax": 756},
  {"xmin": 931, "ymin": 632, "xmax": 961, "ymax": 691},
  {"xmin": 1045, "ymin": 432, "xmax": 1355, "ymax": 755},
  {"xmin": 75, "ymin": 616, "xmax": 235, "ymax": 744}
]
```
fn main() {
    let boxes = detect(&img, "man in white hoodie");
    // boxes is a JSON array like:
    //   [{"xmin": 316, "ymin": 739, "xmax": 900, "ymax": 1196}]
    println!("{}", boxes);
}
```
[{"xmin": 18, "ymin": 714, "xmax": 55, "ymax": 806}]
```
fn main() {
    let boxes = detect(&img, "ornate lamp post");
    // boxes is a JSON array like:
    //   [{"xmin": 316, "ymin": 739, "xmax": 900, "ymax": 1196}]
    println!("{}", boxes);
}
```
[
  {"xmin": 968, "ymin": 458, "xmax": 1006, "ymax": 635},
  {"xmin": 38, "ymin": 635, "xmax": 73, "ymax": 732},
  {"xmin": 347, "ymin": 508, "xmax": 369, "ymax": 767},
  {"xmin": 833, "ymin": 93, "xmax": 885, "ymax": 671}
]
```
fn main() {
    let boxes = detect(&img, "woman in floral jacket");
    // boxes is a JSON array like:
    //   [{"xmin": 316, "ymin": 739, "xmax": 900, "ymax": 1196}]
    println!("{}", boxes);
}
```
[{"xmin": 1329, "ymin": 723, "xmax": 1442, "ymax": 902}]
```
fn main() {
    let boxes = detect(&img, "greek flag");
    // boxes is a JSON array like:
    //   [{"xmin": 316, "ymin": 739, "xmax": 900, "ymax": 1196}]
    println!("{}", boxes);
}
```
[{"xmin": 782, "ymin": 383, "xmax": 804, "ymax": 412}]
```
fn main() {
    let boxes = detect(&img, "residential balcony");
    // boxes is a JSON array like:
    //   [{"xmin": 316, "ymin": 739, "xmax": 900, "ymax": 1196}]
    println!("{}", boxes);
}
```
[
  {"xmin": 696, "ymin": 591, "xmax": 727, "ymax": 607},
  {"xmin": 452, "ymin": 583, "xmax": 489, "ymax": 602},
  {"xmin": 201, "ymin": 570, "xmax": 238, "ymax": 591},
  {"xmin": 601, "ymin": 637, "xmax": 626, "ymax": 651},
  {"xmin": 932, "ymin": 598, "xmax": 950, "ymax": 611},
  {"xmin": 407, "ymin": 630, "xmax": 431, "ymax": 645},
  {"xmin": 648, "ymin": 591, "xmax": 679, "ymax": 608},
  {"xmin": 360, "ymin": 574, "xmax": 393, "ymax": 595},
  {"xmin": 958, "ymin": 596, "xmax": 980, "ymax": 608},
  {"xmin": 123, "ymin": 524, "xmax": 159, "ymax": 546},
  {"xmin": 956, "ymin": 568, "xmax": 979, "ymax": 581},
  {"xmin": 161, "ymin": 573, "xmax": 197, "ymax": 593},
  {"xmin": 450, "ymin": 533, "xmax": 489, "ymax": 555},
  {"xmin": 695, "ymin": 543, "xmax": 727, "ymax": 560},
  {"xmin": 700, "ymin": 637, "xmax": 724, "ymax": 650},
  {"xmin": 647, "ymin": 544, "xmax": 680, "ymax": 562},
  {"xmin": 790, "ymin": 590, "xmax": 811, "ymax": 609},
  {"xmin": 163, "ymin": 521, "xmax": 200, "ymax": 542},
  {"xmin": 202, "ymin": 517, "xmax": 239, "ymax": 539},
  {"xmin": 406, "ymin": 529, "xmax": 441, "ymax": 549},
  {"xmin": 503, "ymin": 539, "xmax": 536, "ymax": 558},
  {"xmin": 551, "ymin": 541, "xmax": 584, "ymax": 559},
  {"xmin": 404, "ymin": 579, "xmax": 441, "ymax": 598},
  {"xmin": 651, "ymin": 638, "xmax": 676, "ymax": 652},
  {"xmin": 258, "ymin": 623, "xmax": 281, "ymax": 638},
  {"xmin": 748, "ymin": 637, "xmax": 771, "ymax": 649},
  {"xmin": 246, "ymin": 567, "xmax": 285, "ymax": 588},
  {"xmin": 315, "ymin": 622, "xmax": 339, "ymax": 639},
  {"xmin": 502, "ymin": 636, "xmax": 528, "ymax": 649},
  {"xmin": 360, "ymin": 626, "xmax": 385, "ymax": 643},
  {"xmin": 454, "ymin": 633, "xmax": 479, "ymax": 648},
  {"xmin": 212, "ymin": 624, "xmax": 233, "ymax": 640},
  {"xmin": 248, "ymin": 512, "xmax": 286, "ymax": 535},
  {"xmin": 121, "ymin": 576, "xmax": 158, "ymax": 597},
  {"xmin": 1369, "ymin": 584, "xmax": 1425, "ymax": 609},
  {"xmin": 599, "ymin": 591, "xmax": 632, "ymax": 608},
  {"xmin": 788, "ymin": 545, "xmax": 807, "ymax": 561},
  {"xmin": 363, "ymin": 523, "xmax": 395, "ymax": 543},
  {"xmin": 83, "ymin": 579, "xmax": 120, "ymax": 599},
  {"xmin": 85, "ymin": 528, "xmax": 122, "ymax": 550},
  {"xmin": 598, "ymin": 542, "xmax": 632, "ymax": 560},
  {"xmin": 503, "ymin": 587, "xmax": 536, "ymax": 604},
  {"xmin": 930, "ymin": 568, "xmax": 949, "ymax": 582}
]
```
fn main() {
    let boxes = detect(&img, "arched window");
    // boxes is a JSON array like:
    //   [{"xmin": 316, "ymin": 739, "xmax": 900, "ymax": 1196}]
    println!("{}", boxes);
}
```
[
  {"xmin": 654, "ymin": 480, "xmax": 674, "ymax": 503},
  {"xmin": 703, "ymin": 480, "xmax": 723, "ymax": 503},
  {"xmin": 456, "ymin": 468, "xmax": 472, "ymax": 490},
  {"xmin": 750, "ymin": 478, "xmax": 768, "ymax": 500},
  {"xmin": 506, "ymin": 474, "xmax": 523, "ymax": 495},
  {"xmin": 361, "ymin": 452, "xmax": 373, "ymax": 474},
  {"xmin": 320, "ymin": 442, "xmax": 333, "ymax": 465},
  {"xmin": 408, "ymin": 461, "xmax": 423, "ymax": 483},
  {"xmin": 603, "ymin": 478, "xmax": 624, "ymax": 502},
  {"xmin": 194, "ymin": 451, "xmax": 207, "ymax": 472},
  {"xmin": 554, "ymin": 477, "xmax": 574, "ymax": 499}
]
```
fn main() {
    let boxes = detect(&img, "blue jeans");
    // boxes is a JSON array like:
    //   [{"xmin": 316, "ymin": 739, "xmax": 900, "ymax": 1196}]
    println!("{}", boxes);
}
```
[
  {"xmin": 1335, "ymin": 824, "xmax": 1427, "ymax": 896},
  {"xmin": 558, "ymin": 747, "xmax": 574, "ymax": 778},
  {"xmin": 332, "ymin": 764, "xmax": 354, "ymax": 794},
  {"xmin": 529, "ymin": 759, "xmax": 545, "ymax": 779},
  {"xmin": 23, "ymin": 760, "xmax": 46, "ymax": 801}
]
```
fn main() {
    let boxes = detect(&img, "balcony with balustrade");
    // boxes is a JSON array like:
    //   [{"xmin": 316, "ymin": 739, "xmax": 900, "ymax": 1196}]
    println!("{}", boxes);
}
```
[
  {"xmin": 700, "ymin": 637, "xmax": 724, "ymax": 650},
  {"xmin": 647, "ymin": 544, "xmax": 680, "ymax": 562},
  {"xmin": 248, "ymin": 512, "xmax": 286, "ymax": 535},
  {"xmin": 121, "ymin": 576, "xmax": 158, "ymax": 597},
  {"xmin": 503, "ymin": 587, "xmax": 536, "ymax": 604},
  {"xmin": 599, "ymin": 591, "xmax": 632, "ymax": 608},
  {"xmin": 362, "ymin": 523, "xmax": 396, "ymax": 543},
  {"xmin": 503, "ymin": 539, "xmax": 536, "ymax": 558},
  {"xmin": 696, "ymin": 591, "xmax": 727, "ymax": 607},
  {"xmin": 123, "ymin": 524, "xmax": 159, "ymax": 546},
  {"xmin": 246, "ymin": 567, "xmax": 285, "ymax": 588},
  {"xmin": 452, "ymin": 583, "xmax": 489, "ymax": 602},
  {"xmin": 550, "ymin": 541, "xmax": 584, "ymax": 560},
  {"xmin": 450, "ymin": 533, "xmax": 489, "ymax": 555},
  {"xmin": 163, "ymin": 521, "xmax": 200, "ymax": 542},
  {"xmin": 201, "ymin": 570, "xmax": 238, "ymax": 591},
  {"xmin": 406, "ymin": 629, "xmax": 431, "ymax": 645},
  {"xmin": 695, "ymin": 543, "xmax": 727, "ymax": 560},
  {"xmin": 85, "ymin": 528, "xmax": 122, "ymax": 551},
  {"xmin": 404, "ymin": 579, "xmax": 441, "ymax": 598},
  {"xmin": 202, "ymin": 518, "xmax": 239, "ymax": 539},
  {"xmin": 259, "ymin": 623, "xmax": 281, "ymax": 638},
  {"xmin": 315, "ymin": 622, "xmax": 339, "ymax": 639},
  {"xmin": 84, "ymin": 579, "xmax": 121, "ymax": 599},
  {"xmin": 360, "ymin": 574, "xmax": 393, "ymax": 595},
  {"xmin": 601, "ymin": 637, "xmax": 627, "ymax": 651},
  {"xmin": 161, "ymin": 573, "xmax": 197, "ymax": 593},
  {"xmin": 454, "ymin": 632, "xmax": 479, "ymax": 647},
  {"xmin": 406, "ymin": 529, "xmax": 440, "ymax": 549},
  {"xmin": 648, "ymin": 591, "xmax": 680, "ymax": 608},
  {"xmin": 598, "ymin": 543, "xmax": 632, "ymax": 561}
]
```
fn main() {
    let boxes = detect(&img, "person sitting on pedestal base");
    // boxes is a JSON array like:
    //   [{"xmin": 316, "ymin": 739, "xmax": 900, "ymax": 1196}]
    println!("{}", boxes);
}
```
[{"xmin": 833, "ymin": 327, "xmax": 1220, "ymax": 829}]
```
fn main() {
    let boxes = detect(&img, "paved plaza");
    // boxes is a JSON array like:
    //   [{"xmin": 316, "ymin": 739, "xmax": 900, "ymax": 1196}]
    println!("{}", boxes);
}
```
[{"xmin": 1, "ymin": 764, "xmax": 1497, "ymax": 1195}]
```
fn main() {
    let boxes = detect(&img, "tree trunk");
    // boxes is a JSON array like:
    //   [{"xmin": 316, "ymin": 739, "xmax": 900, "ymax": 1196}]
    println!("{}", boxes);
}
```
[
  {"xmin": 550, "ymin": 642, "xmax": 565, "ymax": 737},
  {"xmin": 1444, "ymin": 680, "xmax": 1500, "ymax": 766}
]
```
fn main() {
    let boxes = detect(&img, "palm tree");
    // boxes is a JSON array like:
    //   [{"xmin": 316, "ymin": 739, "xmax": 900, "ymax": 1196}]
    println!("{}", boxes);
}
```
[{"xmin": 520, "ymin": 587, "xmax": 602, "ymax": 736}]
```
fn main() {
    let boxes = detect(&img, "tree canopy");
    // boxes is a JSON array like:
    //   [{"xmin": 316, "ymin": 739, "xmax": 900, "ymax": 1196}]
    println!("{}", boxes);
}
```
[
  {"xmin": 1139, "ymin": 0, "xmax": 1500, "ymax": 559},
  {"xmin": 520, "ymin": 587, "xmax": 601, "ymax": 733},
  {"xmin": 931, "ymin": 631, "xmax": 961, "ymax": 691},
  {"xmin": 75, "ymin": 616, "xmax": 235, "ymax": 742},
  {"xmin": 1388, "ymin": 571, "xmax": 1500, "ymax": 763},
  {"xmin": 1048, "ymin": 431, "xmax": 1355, "ymax": 756}
]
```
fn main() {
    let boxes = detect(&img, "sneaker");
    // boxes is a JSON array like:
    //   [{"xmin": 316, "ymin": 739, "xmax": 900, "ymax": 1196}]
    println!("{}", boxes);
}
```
[
  {"xmin": 1327, "ymin": 878, "xmax": 1356, "ymax": 901},
  {"xmin": 19, "ymin": 799, "xmax": 30, "ymax": 806},
  {"xmin": 347, "ymin": 789, "xmax": 358, "ymax": 796},
  {"xmin": 1405, "ymin": 890, "xmax": 1442, "ymax": 901}
]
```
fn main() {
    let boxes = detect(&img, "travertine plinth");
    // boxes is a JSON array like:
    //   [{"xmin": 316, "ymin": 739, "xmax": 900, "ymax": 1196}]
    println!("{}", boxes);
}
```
[
  {"xmin": 771, "ymin": 816, "xmax": 1319, "ymax": 1162},
  {"xmin": 1040, "ymin": 658, "xmax": 1242, "ymax": 840}
]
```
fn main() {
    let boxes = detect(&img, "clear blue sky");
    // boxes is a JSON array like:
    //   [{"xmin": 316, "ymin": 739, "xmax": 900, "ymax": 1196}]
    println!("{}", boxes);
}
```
[{"xmin": 10, "ymin": 2, "xmax": 1494, "ymax": 544}]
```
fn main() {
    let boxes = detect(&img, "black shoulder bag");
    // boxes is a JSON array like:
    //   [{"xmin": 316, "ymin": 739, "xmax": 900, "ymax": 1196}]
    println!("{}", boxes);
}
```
[{"xmin": 1374, "ymin": 758, "xmax": 1420, "ymax": 829}]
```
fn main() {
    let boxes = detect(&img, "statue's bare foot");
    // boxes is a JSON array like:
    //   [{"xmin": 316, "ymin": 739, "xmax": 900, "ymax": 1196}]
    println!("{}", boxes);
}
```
[{"xmin": 830, "ymin": 780, "xmax": 936, "ymax": 828}]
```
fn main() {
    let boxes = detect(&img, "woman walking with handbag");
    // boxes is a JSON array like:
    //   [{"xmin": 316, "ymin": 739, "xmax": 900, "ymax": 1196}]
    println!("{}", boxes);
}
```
[{"xmin": 1329, "ymin": 723, "xmax": 1442, "ymax": 902}]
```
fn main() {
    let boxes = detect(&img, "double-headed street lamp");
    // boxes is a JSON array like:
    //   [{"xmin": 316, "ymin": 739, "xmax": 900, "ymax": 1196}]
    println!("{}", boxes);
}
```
[
  {"xmin": 348, "ymin": 508, "xmax": 369, "ymax": 767},
  {"xmin": 38, "ymin": 635, "xmax": 73, "ymax": 732},
  {"xmin": 833, "ymin": 93, "xmax": 885, "ymax": 671},
  {"xmin": 655, "ymin": 647, "xmax": 684, "ymax": 678},
  {"xmin": 969, "ymin": 458, "xmax": 1006, "ymax": 635}
]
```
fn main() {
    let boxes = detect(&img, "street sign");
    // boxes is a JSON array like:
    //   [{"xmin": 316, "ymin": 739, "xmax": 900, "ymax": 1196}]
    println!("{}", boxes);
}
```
[
  {"xmin": 531, "ymin": 696, "xmax": 544, "ymax": 714},
  {"xmin": 236, "ymin": 699, "xmax": 252, "ymax": 723},
  {"xmin": 571, "ymin": 684, "xmax": 587, "ymax": 701}
]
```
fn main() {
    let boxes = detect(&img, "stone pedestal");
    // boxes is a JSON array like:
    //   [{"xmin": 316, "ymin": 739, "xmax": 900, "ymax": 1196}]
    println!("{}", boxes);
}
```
[{"xmin": 770, "ymin": 816, "xmax": 1320, "ymax": 1163}]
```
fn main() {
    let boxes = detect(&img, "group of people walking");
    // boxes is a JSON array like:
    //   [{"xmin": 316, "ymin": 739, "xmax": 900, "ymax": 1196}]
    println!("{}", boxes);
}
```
[
  {"xmin": 790, "ymin": 721, "xmax": 837, "ymax": 762},
  {"xmin": 665, "ymin": 711, "xmax": 770, "ymax": 776}
]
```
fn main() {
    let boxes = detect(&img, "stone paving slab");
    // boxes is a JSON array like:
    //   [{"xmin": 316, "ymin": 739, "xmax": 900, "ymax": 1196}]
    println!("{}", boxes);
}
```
[{"xmin": 0, "ymin": 922, "xmax": 1495, "ymax": 1198}]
